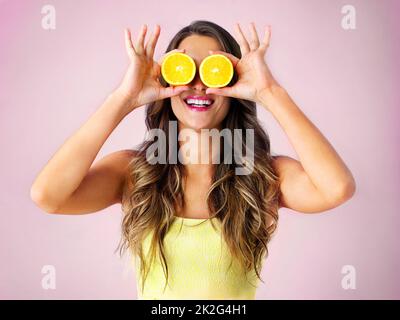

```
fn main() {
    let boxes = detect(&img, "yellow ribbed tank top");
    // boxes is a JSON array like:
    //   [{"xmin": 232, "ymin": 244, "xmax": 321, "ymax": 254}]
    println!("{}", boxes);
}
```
[{"xmin": 133, "ymin": 216, "xmax": 262, "ymax": 300}]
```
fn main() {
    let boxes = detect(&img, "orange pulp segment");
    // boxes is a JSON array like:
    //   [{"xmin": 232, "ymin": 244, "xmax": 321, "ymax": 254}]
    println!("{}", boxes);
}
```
[
  {"xmin": 199, "ymin": 54, "xmax": 234, "ymax": 88},
  {"xmin": 161, "ymin": 52, "xmax": 196, "ymax": 85}
]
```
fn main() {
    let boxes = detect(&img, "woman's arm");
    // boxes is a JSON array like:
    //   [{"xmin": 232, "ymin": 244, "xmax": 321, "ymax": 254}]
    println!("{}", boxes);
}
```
[
  {"xmin": 30, "ymin": 92, "xmax": 133, "ymax": 214},
  {"xmin": 262, "ymin": 86, "xmax": 356, "ymax": 213},
  {"xmin": 30, "ymin": 24, "xmax": 189, "ymax": 215},
  {"xmin": 206, "ymin": 23, "xmax": 356, "ymax": 213}
]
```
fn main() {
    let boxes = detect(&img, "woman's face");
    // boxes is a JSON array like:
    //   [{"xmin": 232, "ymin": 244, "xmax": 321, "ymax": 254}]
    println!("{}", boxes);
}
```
[{"xmin": 170, "ymin": 35, "xmax": 231, "ymax": 132}]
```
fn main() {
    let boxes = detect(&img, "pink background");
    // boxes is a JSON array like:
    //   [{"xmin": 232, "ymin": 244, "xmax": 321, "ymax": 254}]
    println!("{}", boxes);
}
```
[{"xmin": 1, "ymin": 0, "xmax": 399, "ymax": 299}]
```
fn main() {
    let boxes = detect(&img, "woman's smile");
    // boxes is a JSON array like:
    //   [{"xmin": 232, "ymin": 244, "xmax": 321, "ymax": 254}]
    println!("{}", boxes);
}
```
[{"xmin": 182, "ymin": 94, "xmax": 215, "ymax": 112}]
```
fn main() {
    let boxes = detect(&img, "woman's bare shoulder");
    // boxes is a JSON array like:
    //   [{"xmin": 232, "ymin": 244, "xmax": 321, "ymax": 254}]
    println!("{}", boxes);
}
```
[
  {"xmin": 107, "ymin": 149, "xmax": 139, "ymax": 175},
  {"xmin": 113, "ymin": 148, "xmax": 138, "ymax": 160},
  {"xmin": 46, "ymin": 149, "xmax": 139, "ymax": 214}
]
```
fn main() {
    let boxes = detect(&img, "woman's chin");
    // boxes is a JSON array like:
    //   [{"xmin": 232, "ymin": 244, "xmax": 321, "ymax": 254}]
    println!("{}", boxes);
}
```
[{"xmin": 182, "ymin": 119, "xmax": 218, "ymax": 132}]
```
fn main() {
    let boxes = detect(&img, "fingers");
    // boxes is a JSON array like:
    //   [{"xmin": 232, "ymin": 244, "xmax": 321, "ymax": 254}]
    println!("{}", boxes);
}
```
[
  {"xmin": 208, "ymin": 50, "xmax": 239, "ymax": 67},
  {"xmin": 159, "ymin": 85, "xmax": 190, "ymax": 100},
  {"xmin": 235, "ymin": 23, "xmax": 271, "ymax": 54},
  {"xmin": 157, "ymin": 48, "xmax": 185, "ymax": 66},
  {"xmin": 260, "ymin": 25, "xmax": 271, "ymax": 51},
  {"xmin": 126, "ymin": 24, "xmax": 162, "ymax": 58},
  {"xmin": 135, "ymin": 24, "xmax": 147, "ymax": 55},
  {"xmin": 206, "ymin": 86, "xmax": 237, "ymax": 98},
  {"xmin": 124, "ymin": 28, "xmax": 135, "ymax": 58},
  {"xmin": 249, "ymin": 22, "xmax": 260, "ymax": 51},
  {"xmin": 145, "ymin": 24, "xmax": 161, "ymax": 59},
  {"xmin": 234, "ymin": 23, "xmax": 250, "ymax": 55}
]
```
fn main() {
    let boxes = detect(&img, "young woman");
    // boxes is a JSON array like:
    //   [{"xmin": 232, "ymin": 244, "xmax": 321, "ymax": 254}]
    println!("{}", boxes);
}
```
[{"xmin": 30, "ymin": 20, "xmax": 356, "ymax": 300}]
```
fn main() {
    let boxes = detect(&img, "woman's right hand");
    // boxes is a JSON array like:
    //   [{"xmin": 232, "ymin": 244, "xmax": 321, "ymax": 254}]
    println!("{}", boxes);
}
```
[{"xmin": 114, "ymin": 24, "xmax": 190, "ymax": 113}]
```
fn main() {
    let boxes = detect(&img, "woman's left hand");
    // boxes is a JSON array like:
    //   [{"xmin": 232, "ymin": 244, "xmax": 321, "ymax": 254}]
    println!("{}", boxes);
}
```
[{"xmin": 206, "ymin": 22, "xmax": 280, "ymax": 104}]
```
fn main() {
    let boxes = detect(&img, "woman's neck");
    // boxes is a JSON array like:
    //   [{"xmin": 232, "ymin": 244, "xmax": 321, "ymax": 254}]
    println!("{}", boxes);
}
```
[{"xmin": 177, "ymin": 122, "xmax": 222, "ymax": 167}]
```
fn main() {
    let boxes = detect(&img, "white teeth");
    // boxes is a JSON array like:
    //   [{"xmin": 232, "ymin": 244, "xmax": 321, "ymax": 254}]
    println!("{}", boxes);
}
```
[{"xmin": 185, "ymin": 99, "xmax": 212, "ymax": 106}]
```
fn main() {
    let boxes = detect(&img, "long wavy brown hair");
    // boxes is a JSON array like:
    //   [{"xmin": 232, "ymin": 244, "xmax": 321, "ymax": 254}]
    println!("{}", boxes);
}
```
[{"xmin": 118, "ymin": 20, "xmax": 281, "ymax": 294}]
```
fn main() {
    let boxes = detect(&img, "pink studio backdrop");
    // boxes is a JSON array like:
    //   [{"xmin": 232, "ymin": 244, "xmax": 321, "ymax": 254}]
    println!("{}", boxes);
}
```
[{"xmin": 1, "ymin": 0, "xmax": 399, "ymax": 299}]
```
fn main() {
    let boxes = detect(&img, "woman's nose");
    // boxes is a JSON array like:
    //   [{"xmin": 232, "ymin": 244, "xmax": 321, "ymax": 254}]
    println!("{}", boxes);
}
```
[{"xmin": 190, "ymin": 70, "xmax": 207, "ymax": 91}]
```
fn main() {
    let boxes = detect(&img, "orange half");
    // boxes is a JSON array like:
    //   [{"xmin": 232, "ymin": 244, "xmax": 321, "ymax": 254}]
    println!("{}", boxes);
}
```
[
  {"xmin": 161, "ymin": 52, "xmax": 196, "ymax": 85},
  {"xmin": 199, "ymin": 54, "xmax": 234, "ymax": 88}
]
